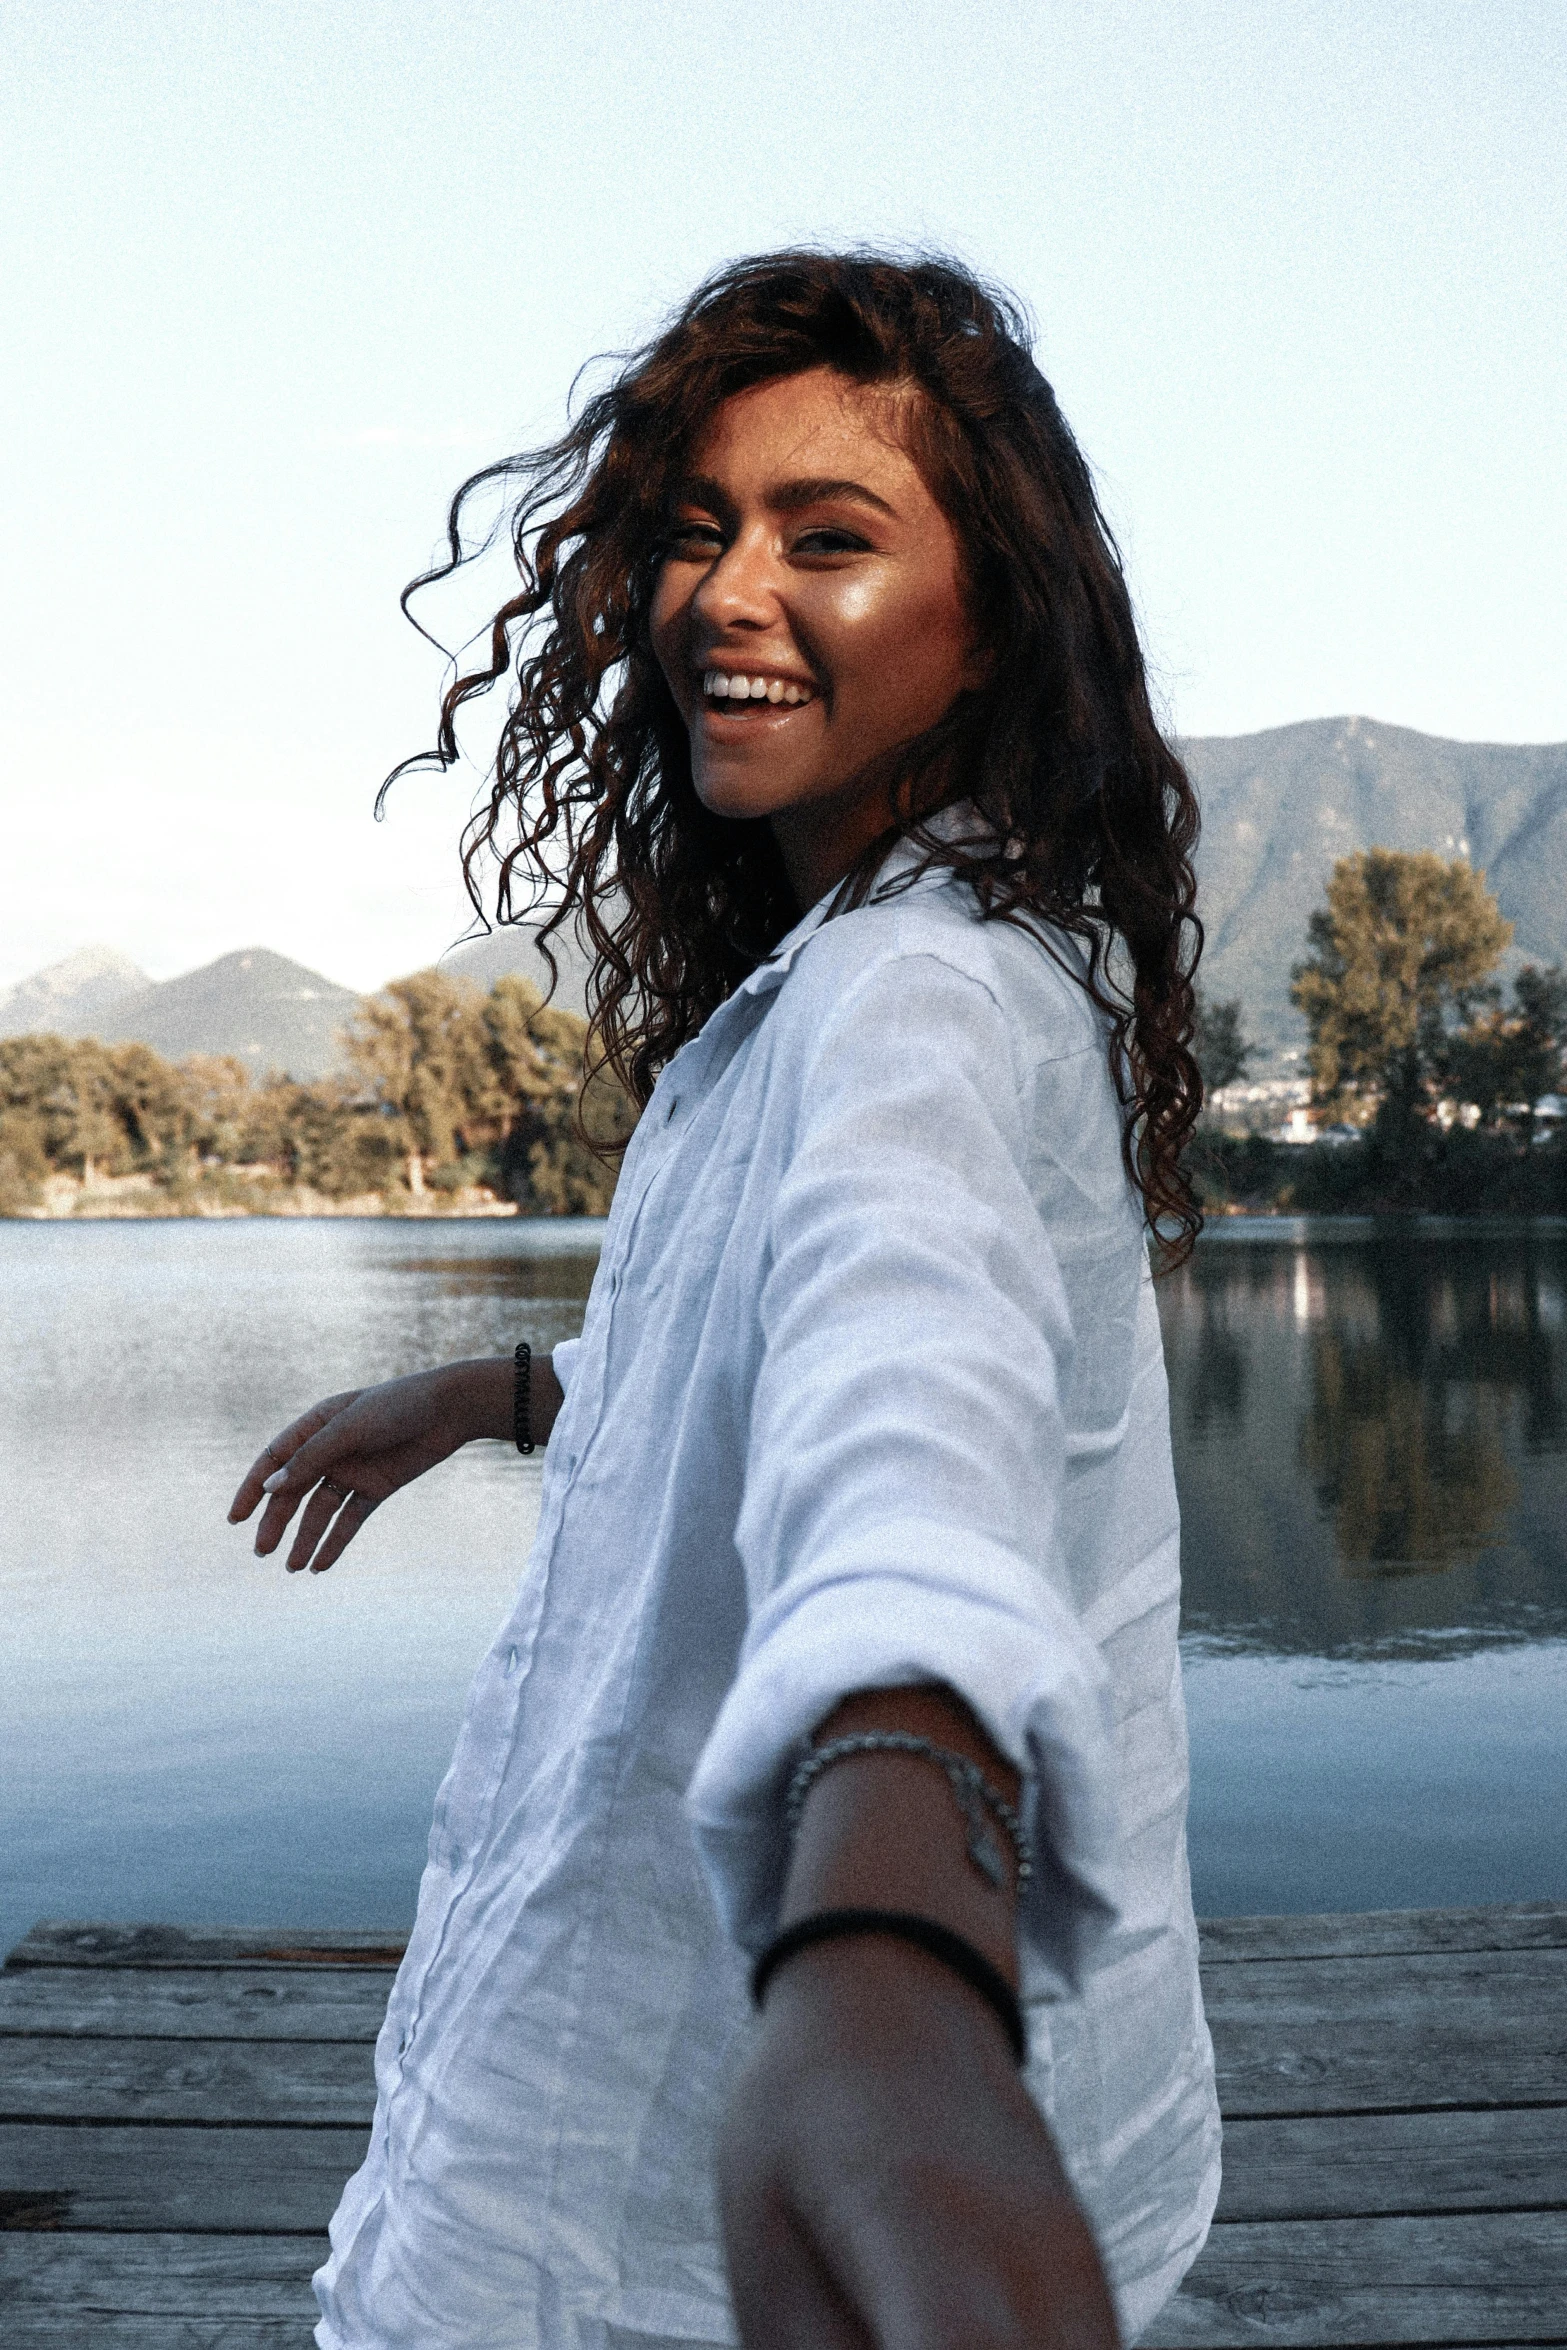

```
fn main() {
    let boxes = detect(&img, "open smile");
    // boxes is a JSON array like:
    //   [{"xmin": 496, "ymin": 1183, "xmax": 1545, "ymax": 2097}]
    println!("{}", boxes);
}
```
[{"xmin": 701, "ymin": 668, "xmax": 817, "ymax": 713}]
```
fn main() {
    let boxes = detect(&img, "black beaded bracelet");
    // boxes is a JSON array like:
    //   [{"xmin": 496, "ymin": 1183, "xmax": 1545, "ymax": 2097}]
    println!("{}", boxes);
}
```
[
  {"xmin": 513, "ymin": 1341, "xmax": 534, "ymax": 1455},
  {"xmin": 749, "ymin": 1907, "xmax": 1027, "ymax": 2066}
]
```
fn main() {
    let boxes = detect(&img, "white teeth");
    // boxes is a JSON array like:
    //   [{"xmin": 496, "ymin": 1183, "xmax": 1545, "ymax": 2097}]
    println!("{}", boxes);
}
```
[{"xmin": 701, "ymin": 670, "xmax": 812, "ymax": 706}]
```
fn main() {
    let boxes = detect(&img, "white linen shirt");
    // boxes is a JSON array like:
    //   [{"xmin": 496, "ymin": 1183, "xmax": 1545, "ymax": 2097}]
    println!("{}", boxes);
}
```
[{"xmin": 314, "ymin": 857, "xmax": 1221, "ymax": 2350}]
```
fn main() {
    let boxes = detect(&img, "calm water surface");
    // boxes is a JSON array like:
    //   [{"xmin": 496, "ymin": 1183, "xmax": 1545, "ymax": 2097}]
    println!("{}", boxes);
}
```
[{"xmin": 2, "ymin": 1215, "xmax": 1563, "ymax": 1955}]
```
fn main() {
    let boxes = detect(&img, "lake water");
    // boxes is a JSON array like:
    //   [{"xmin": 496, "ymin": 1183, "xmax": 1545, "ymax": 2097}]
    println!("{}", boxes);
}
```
[{"xmin": 2, "ymin": 1215, "xmax": 1563, "ymax": 1957}]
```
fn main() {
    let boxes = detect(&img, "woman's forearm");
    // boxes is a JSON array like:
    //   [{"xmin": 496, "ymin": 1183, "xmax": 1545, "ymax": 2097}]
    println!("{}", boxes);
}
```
[
  {"xmin": 443, "ymin": 1352, "xmax": 566, "ymax": 1450},
  {"xmin": 781, "ymin": 1683, "xmax": 1022, "ymax": 1985}
]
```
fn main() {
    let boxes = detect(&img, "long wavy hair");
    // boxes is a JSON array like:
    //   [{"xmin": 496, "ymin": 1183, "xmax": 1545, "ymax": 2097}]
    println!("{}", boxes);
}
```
[{"xmin": 388, "ymin": 250, "xmax": 1205, "ymax": 1260}]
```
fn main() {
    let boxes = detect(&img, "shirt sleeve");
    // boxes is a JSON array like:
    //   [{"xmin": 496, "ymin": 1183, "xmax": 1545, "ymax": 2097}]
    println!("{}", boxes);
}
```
[
  {"xmin": 684, "ymin": 947, "xmax": 1121, "ymax": 1993},
  {"xmin": 549, "ymin": 1337, "xmax": 582, "ymax": 1396}
]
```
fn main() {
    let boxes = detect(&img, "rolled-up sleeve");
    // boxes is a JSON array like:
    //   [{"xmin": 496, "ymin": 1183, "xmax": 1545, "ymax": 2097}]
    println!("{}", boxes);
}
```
[{"xmin": 684, "ymin": 948, "xmax": 1120, "ymax": 1991}]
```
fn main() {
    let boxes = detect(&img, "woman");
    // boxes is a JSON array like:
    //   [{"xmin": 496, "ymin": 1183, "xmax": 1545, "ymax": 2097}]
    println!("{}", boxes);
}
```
[{"xmin": 230, "ymin": 251, "xmax": 1220, "ymax": 2350}]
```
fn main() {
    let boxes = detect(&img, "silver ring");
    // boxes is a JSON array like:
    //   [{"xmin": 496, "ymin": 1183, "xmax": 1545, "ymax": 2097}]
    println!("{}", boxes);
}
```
[
  {"xmin": 264, "ymin": 1443, "xmax": 284, "ymax": 1466},
  {"xmin": 319, "ymin": 1477, "xmax": 352, "ymax": 1502}
]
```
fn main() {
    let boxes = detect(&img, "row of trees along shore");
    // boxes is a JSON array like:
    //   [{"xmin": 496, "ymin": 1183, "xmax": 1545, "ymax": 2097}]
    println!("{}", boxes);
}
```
[
  {"xmin": 1197, "ymin": 848, "xmax": 1567, "ymax": 1217},
  {"xmin": 0, "ymin": 970, "xmax": 635, "ymax": 1219},
  {"xmin": 4, "ymin": 850, "xmax": 1564, "ymax": 1222}
]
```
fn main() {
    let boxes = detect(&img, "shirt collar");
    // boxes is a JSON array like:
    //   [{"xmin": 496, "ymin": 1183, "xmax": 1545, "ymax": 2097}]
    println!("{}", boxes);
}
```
[{"xmin": 731, "ymin": 802, "xmax": 989, "ymax": 1006}]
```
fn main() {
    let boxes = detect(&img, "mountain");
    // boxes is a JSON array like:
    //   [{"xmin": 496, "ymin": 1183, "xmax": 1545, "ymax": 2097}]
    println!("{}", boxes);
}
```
[
  {"xmin": 95, "ymin": 948, "xmax": 362, "ymax": 1079},
  {"xmin": 10, "ymin": 719, "xmax": 1564, "ymax": 1074},
  {"xmin": 0, "ymin": 945, "xmax": 151, "ymax": 1039},
  {"xmin": 1183, "ymin": 717, "xmax": 1567, "ymax": 1052},
  {"xmin": 436, "ymin": 920, "xmax": 593, "ymax": 1018}
]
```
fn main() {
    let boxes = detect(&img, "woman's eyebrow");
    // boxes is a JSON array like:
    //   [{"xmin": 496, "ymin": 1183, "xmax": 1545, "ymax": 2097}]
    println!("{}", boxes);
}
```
[
  {"xmin": 672, "ymin": 473, "xmax": 896, "ymax": 520},
  {"xmin": 772, "ymin": 476, "xmax": 896, "ymax": 518}
]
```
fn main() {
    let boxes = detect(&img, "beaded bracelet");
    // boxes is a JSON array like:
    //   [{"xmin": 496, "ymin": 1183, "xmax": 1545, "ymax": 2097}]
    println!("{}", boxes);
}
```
[
  {"xmin": 513, "ymin": 1342, "xmax": 535, "ymax": 1455},
  {"xmin": 785, "ymin": 1731, "xmax": 1033, "ymax": 1892}
]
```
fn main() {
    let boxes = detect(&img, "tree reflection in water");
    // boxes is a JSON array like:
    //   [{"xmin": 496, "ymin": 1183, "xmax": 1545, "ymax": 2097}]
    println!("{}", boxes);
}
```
[{"xmin": 1160, "ymin": 1223, "xmax": 1567, "ymax": 1655}]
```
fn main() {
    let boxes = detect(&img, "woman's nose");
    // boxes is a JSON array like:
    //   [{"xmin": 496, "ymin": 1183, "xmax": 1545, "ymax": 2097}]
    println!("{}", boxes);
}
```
[{"xmin": 691, "ymin": 524, "xmax": 781, "ymax": 630}]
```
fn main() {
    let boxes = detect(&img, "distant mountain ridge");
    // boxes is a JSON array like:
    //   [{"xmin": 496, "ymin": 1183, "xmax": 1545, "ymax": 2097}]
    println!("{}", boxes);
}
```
[
  {"xmin": 0, "ymin": 928, "xmax": 590, "ymax": 1080},
  {"xmin": 7, "ymin": 718, "xmax": 1565, "ymax": 1070},
  {"xmin": 92, "ymin": 949, "xmax": 362, "ymax": 1079},
  {"xmin": 439, "ymin": 921, "xmax": 593, "ymax": 1017},
  {"xmin": 1184, "ymin": 717, "xmax": 1567, "ymax": 1050},
  {"xmin": 0, "ymin": 946, "xmax": 151, "ymax": 1039}
]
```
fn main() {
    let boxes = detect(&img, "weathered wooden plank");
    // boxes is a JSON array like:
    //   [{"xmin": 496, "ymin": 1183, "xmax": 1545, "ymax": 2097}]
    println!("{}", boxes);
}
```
[
  {"xmin": 0, "ymin": 2322, "xmax": 313, "ymax": 2349},
  {"xmin": 0, "ymin": 1966, "xmax": 391, "ymax": 2043},
  {"xmin": 4, "ymin": 1922, "xmax": 406, "ymax": 1972},
  {"xmin": 0, "ymin": 2038, "xmax": 375, "ymax": 2126},
  {"xmin": 1217, "ymin": 2106, "xmax": 1567, "ymax": 2220},
  {"xmin": 17, "ymin": 1904, "xmax": 1564, "ymax": 1969},
  {"xmin": 1203, "ymin": 1947, "xmax": 1567, "ymax": 2114},
  {"xmin": 1199, "ymin": 1902, "xmax": 1567, "ymax": 1963},
  {"xmin": 0, "ymin": 2123, "xmax": 367, "ymax": 2234},
  {"xmin": 0, "ymin": 2230, "xmax": 322, "ymax": 2320},
  {"xmin": 1141, "ymin": 2210, "xmax": 1567, "ymax": 2345},
  {"xmin": 6, "ymin": 2107, "xmax": 1557, "ymax": 2238}
]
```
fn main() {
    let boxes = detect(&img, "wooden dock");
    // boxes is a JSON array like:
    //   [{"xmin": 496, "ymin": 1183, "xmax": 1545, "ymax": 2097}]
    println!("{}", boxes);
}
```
[{"xmin": 1, "ymin": 1903, "xmax": 1563, "ymax": 2346}]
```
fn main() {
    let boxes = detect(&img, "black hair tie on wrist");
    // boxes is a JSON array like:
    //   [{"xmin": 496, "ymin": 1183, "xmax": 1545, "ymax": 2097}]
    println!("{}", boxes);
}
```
[
  {"xmin": 513, "ymin": 1341, "xmax": 535, "ymax": 1455},
  {"xmin": 750, "ymin": 1907, "xmax": 1027, "ymax": 2066}
]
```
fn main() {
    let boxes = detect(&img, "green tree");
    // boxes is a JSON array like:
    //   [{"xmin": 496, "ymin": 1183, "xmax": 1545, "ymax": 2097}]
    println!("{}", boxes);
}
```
[
  {"xmin": 177, "ymin": 1056, "xmax": 255, "ymax": 1165},
  {"xmin": 103, "ymin": 1042, "xmax": 195, "ymax": 1177},
  {"xmin": 479, "ymin": 977, "xmax": 635, "ymax": 1213},
  {"xmin": 1448, "ymin": 963, "xmax": 1567, "ymax": 1129},
  {"xmin": 1192, "ymin": 990, "xmax": 1254, "ymax": 1095},
  {"xmin": 0, "ymin": 1039, "xmax": 56, "ymax": 1209},
  {"xmin": 343, "ymin": 970, "xmax": 490, "ymax": 1192},
  {"xmin": 1512, "ymin": 964, "xmax": 1567, "ymax": 1108},
  {"xmin": 1291, "ymin": 850, "xmax": 1512, "ymax": 1129}
]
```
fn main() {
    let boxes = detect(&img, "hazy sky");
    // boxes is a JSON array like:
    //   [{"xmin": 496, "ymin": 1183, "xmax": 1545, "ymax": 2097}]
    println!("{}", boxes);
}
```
[{"xmin": 3, "ymin": 0, "xmax": 1562, "ymax": 991}]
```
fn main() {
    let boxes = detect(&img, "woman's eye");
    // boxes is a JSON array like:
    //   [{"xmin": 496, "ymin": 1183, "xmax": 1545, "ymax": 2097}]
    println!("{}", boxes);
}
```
[
  {"xmin": 794, "ymin": 527, "xmax": 870, "ymax": 556},
  {"xmin": 665, "ymin": 521, "xmax": 725, "ymax": 556}
]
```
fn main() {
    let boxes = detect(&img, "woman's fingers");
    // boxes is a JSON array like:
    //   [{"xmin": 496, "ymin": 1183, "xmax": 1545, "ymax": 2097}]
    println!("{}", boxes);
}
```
[
  {"xmin": 306, "ymin": 1488, "xmax": 381, "ymax": 1574},
  {"xmin": 254, "ymin": 1455, "xmax": 384, "ymax": 1562},
  {"xmin": 228, "ymin": 1393, "xmax": 360, "ymax": 1524},
  {"xmin": 229, "ymin": 1440, "xmax": 294, "ymax": 1525},
  {"xmin": 275, "ymin": 1479, "xmax": 381, "ymax": 1575}
]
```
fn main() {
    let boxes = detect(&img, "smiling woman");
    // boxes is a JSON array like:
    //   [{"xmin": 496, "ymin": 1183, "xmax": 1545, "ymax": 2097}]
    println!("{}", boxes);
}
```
[
  {"xmin": 650, "ymin": 370, "xmax": 989, "ymax": 904},
  {"xmin": 240, "ymin": 252, "xmax": 1218, "ymax": 2350},
  {"xmin": 388, "ymin": 252, "xmax": 1202, "ymax": 1248}
]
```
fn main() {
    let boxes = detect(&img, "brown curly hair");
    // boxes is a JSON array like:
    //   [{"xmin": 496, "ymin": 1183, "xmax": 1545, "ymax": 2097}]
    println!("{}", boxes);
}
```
[{"xmin": 387, "ymin": 249, "xmax": 1205, "ymax": 1260}]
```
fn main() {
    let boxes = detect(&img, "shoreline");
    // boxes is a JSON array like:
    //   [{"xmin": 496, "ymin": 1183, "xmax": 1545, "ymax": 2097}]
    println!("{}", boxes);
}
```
[{"xmin": 5, "ymin": 1172, "xmax": 523, "ymax": 1221}]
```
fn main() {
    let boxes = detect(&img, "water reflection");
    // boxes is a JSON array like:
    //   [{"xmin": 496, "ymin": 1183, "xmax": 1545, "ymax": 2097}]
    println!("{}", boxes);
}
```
[
  {"xmin": 1160, "ymin": 1221, "xmax": 1567, "ymax": 1656},
  {"xmin": 382, "ymin": 1250, "xmax": 600, "ymax": 1302},
  {"xmin": 2, "ymin": 1214, "xmax": 1562, "ymax": 1933}
]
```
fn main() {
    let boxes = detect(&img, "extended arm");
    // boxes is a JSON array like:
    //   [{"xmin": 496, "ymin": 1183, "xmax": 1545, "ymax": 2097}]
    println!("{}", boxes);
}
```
[
  {"xmin": 226, "ymin": 1352, "xmax": 565, "ymax": 1574},
  {"xmin": 718, "ymin": 1680, "xmax": 1120, "ymax": 2350}
]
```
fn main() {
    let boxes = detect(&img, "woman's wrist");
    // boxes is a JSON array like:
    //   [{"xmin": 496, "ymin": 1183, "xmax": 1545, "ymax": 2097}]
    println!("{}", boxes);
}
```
[
  {"xmin": 779, "ymin": 1685, "xmax": 1023, "ymax": 1990},
  {"xmin": 441, "ymin": 1353, "xmax": 563, "ymax": 1450}
]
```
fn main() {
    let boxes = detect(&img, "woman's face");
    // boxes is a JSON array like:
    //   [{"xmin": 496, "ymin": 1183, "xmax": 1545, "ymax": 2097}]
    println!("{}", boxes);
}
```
[{"xmin": 649, "ymin": 366, "xmax": 986, "ymax": 906}]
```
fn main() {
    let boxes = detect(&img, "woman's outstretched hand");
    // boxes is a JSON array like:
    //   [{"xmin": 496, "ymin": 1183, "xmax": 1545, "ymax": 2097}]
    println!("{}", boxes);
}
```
[
  {"xmin": 227, "ymin": 1355, "xmax": 561, "ymax": 1576},
  {"xmin": 719, "ymin": 1684, "xmax": 1121, "ymax": 2350},
  {"xmin": 720, "ymin": 1939, "xmax": 1119, "ymax": 2350}
]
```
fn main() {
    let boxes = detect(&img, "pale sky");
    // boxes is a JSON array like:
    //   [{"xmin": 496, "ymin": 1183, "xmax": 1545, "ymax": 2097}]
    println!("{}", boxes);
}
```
[{"xmin": 2, "ymin": 0, "xmax": 1563, "ymax": 992}]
